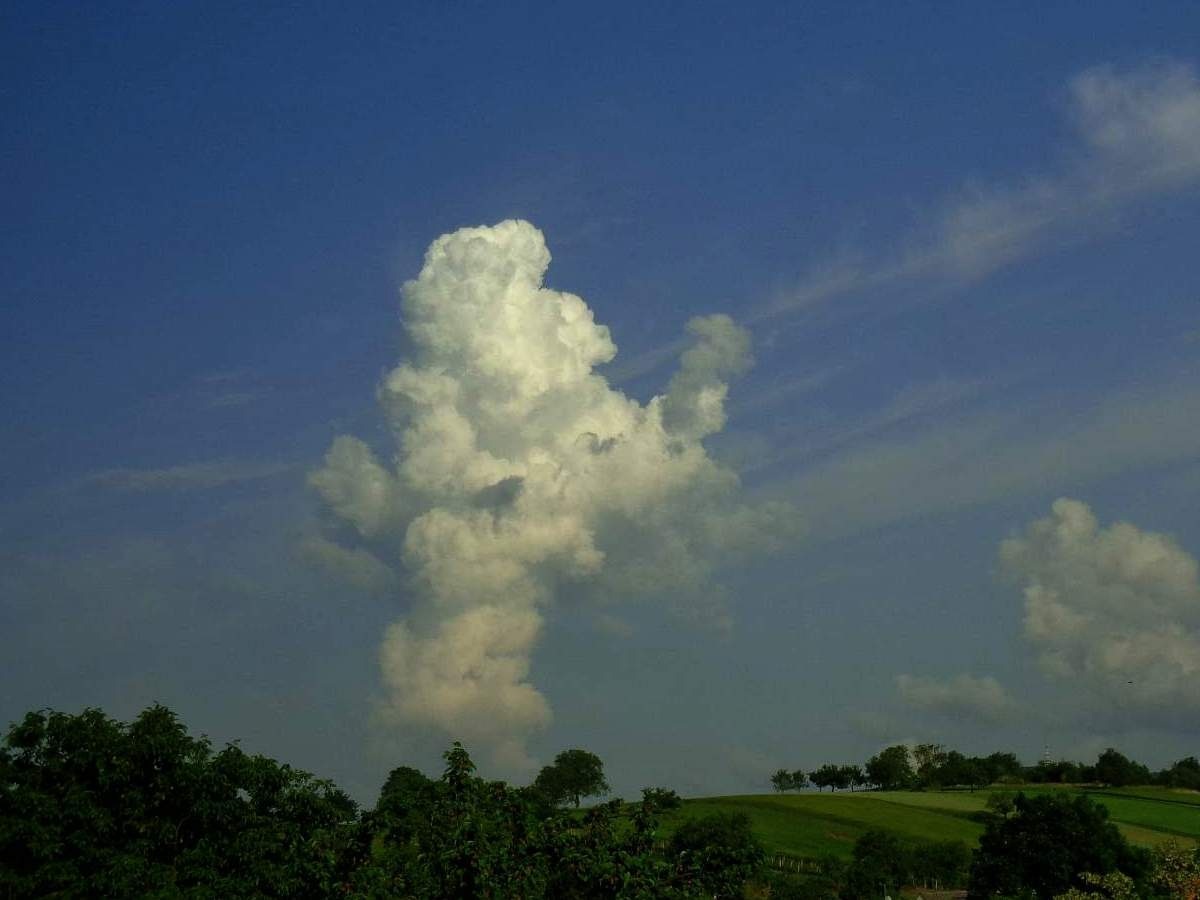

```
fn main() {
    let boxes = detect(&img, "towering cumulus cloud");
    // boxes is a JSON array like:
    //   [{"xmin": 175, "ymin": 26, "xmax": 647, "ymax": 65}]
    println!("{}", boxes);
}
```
[
  {"xmin": 309, "ymin": 220, "xmax": 791, "ymax": 770},
  {"xmin": 1001, "ymin": 498, "xmax": 1200, "ymax": 722}
]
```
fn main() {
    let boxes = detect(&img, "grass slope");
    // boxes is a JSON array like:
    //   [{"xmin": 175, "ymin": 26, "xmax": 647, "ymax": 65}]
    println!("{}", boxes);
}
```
[
  {"xmin": 660, "ymin": 793, "xmax": 983, "ymax": 859},
  {"xmin": 662, "ymin": 788, "xmax": 1199, "ymax": 860}
]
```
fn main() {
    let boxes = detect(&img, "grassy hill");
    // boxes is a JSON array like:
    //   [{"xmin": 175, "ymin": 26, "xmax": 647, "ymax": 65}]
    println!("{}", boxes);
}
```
[{"xmin": 658, "ymin": 787, "xmax": 1200, "ymax": 861}]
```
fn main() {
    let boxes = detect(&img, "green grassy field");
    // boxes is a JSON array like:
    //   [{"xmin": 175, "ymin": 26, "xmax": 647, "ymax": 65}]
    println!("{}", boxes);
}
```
[{"xmin": 659, "ymin": 787, "xmax": 1200, "ymax": 860}]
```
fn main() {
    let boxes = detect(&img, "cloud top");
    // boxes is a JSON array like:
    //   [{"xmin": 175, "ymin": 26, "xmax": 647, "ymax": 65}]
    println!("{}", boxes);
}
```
[{"xmin": 310, "ymin": 220, "xmax": 791, "ymax": 770}]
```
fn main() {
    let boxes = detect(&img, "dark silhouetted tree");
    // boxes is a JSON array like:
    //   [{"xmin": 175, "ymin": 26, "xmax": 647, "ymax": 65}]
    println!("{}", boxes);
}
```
[
  {"xmin": 967, "ymin": 793, "xmax": 1149, "ymax": 899},
  {"xmin": 1094, "ymin": 748, "xmax": 1151, "ymax": 787},
  {"xmin": 533, "ymin": 748, "xmax": 610, "ymax": 808},
  {"xmin": 866, "ymin": 745, "xmax": 914, "ymax": 790},
  {"xmin": 810, "ymin": 763, "xmax": 841, "ymax": 792},
  {"xmin": 1158, "ymin": 756, "xmax": 1200, "ymax": 790},
  {"xmin": 668, "ymin": 812, "xmax": 763, "ymax": 899},
  {"xmin": 0, "ymin": 706, "xmax": 363, "ymax": 898}
]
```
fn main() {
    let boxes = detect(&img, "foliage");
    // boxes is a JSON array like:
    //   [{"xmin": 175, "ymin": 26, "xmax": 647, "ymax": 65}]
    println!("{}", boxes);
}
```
[
  {"xmin": 839, "ymin": 765, "xmax": 866, "ymax": 792},
  {"xmin": 937, "ymin": 751, "xmax": 988, "ymax": 790},
  {"xmin": 1027, "ymin": 758, "xmax": 1090, "ymax": 783},
  {"xmin": 842, "ymin": 830, "xmax": 909, "ymax": 898},
  {"xmin": 394, "ymin": 742, "xmax": 549, "ymax": 898},
  {"xmin": 360, "ymin": 744, "xmax": 756, "ymax": 898},
  {"xmin": 912, "ymin": 743, "xmax": 948, "ymax": 789},
  {"xmin": 641, "ymin": 787, "xmax": 682, "ymax": 811},
  {"xmin": 667, "ymin": 812, "xmax": 764, "ymax": 899},
  {"xmin": 372, "ymin": 763, "xmax": 434, "ymax": 844},
  {"xmin": 1094, "ymin": 748, "xmax": 1151, "ymax": 788},
  {"xmin": 777, "ymin": 742, "xmax": 1175, "ymax": 800},
  {"xmin": 967, "ymin": 793, "xmax": 1150, "ymax": 899},
  {"xmin": 865, "ymin": 745, "xmax": 914, "ymax": 791},
  {"xmin": 810, "ymin": 764, "xmax": 843, "ymax": 792},
  {"xmin": 840, "ymin": 831, "xmax": 969, "ymax": 898},
  {"xmin": 1157, "ymin": 756, "xmax": 1200, "ymax": 790},
  {"xmin": 534, "ymin": 748, "xmax": 611, "ymax": 808},
  {"xmin": 910, "ymin": 839, "xmax": 971, "ymax": 889},
  {"xmin": 985, "ymin": 791, "xmax": 1015, "ymax": 819},
  {"xmin": 984, "ymin": 751, "xmax": 1023, "ymax": 782},
  {"xmin": 0, "ymin": 705, "xmax": 364, "ymax": 898},
  {"xmin": 1053, "ymin": 870, "xmax": 1139, "ymax": 900},
  {"xmin": 1150, "ymin": 840, "xmax": 1200, "ymax": 900}
]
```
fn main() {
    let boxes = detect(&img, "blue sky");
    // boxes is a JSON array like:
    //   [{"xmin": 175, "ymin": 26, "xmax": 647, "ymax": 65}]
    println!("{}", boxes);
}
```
[{"xmin": 3, "ymin": 2, "xmax": 1199, "ymax": 800}]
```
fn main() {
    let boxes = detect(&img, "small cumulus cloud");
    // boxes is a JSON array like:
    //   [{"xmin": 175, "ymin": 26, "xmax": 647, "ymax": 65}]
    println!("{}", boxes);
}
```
[
  {"xmin": 309, "ymin": 220, "xmax": 796, "ymax": 771},
  {"xmin": 895, "ymin": 673, "xmax": 1019, "ymax": 723},
  {"xmin": 1000, "ymin": 498, "xmax": 1200, "ymax": 723}
]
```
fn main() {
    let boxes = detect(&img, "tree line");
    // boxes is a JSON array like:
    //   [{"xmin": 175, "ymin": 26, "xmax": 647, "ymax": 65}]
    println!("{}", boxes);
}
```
[
  {"xmin": 0, "ymin": 704, "xmax": 756, "ymax": 898},
  {"xmin": 3, "ymin": 705, "xmax": 1198, "ymax": 898},
  {"xmin": 772, "ymin": 742, "xmax": 1200, "ymax": 792}
]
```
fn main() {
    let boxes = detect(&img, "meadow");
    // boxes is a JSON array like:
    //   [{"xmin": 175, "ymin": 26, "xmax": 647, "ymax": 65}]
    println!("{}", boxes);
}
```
[{"xmin": 658, "ymin": 787, "xmax": 1200, "ymax": 861}]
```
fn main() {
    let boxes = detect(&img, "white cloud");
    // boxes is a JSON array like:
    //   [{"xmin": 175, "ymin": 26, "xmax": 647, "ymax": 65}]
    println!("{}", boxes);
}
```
[
  {"xmin": 310, "ymin": 220, "xmax": 794, "ymax": 771},
  {"xmin": 1070, "ymin": 61, "xmax": 1200, "ymax": 186},
  {"xmin": 1000, "ymin": 498, "xmax": 1200, "ymax": 720},
  {"xmin": 895, "ymin": 673, "xmax": 1019, "ymax": 723}
]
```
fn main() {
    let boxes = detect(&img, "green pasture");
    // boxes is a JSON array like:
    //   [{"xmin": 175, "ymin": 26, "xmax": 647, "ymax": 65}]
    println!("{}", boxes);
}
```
[
  {"xmin": 873, "ymin": 787, "xmax": 1200, "ymax": 846},
  {"xmin": 661, "ymin": 787, "xmax": 1199, "ymax": 860},
  {"xmin": 659, "ymin": 793, "xmax": 984, "ymax": 859}
]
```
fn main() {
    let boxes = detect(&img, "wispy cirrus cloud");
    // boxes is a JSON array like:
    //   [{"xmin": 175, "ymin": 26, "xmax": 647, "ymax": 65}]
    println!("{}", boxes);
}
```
[
  {"xmin": 190, "ymin": 370, "xmax": 274, "ymax": 409},
  {"xmin": 82, "ymin": 459, "xmax": 293, "ymax": 492},
  {"xmin": 800, "ymin": 60, "xmax": 1200, "ymax": 306},
  {"xmin": 618, "ymin": 60, "xmax": 1200, "ymax": 384},
  {"xmin": 782, "ymin": 376, "xmax": 1200, "ymax": 540}
]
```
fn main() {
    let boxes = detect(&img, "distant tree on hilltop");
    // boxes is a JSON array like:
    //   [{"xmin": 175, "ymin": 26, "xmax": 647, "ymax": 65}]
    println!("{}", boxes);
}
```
[
  {"xmin": 866, "ymin": 745, "xmax": 915, "ymax": 790},
  {"xmin": 1158, "ymin": 756, "xmax": 1200, "ymax": 790},
  {"xmin": 533, "ymin": 748, "xmax": 609, "ymax": 808},
  {"xmin": 1094, "ymin": 748, "xmax": 1151, "ymax": 787}
]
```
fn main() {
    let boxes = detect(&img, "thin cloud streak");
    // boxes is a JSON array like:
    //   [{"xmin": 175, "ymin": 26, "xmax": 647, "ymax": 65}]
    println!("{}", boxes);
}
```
[
  {"xmin": 618, "ymin": 60, "xmax": 1200, "ymax": 382},
  {"xmin": 82, "ymin": 460, "xmax": 294, "ymax": 492},
  {"xmin": 780, "ymin": 377, "xmax": 1200, "ymax": 541},
  {"xmin": 774, "ymin": 59, "xmax": 1200, "ymax": 313},
  {"xmin": 735, "ymin": 375, "xmax": 990, "ymax": 476}
]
